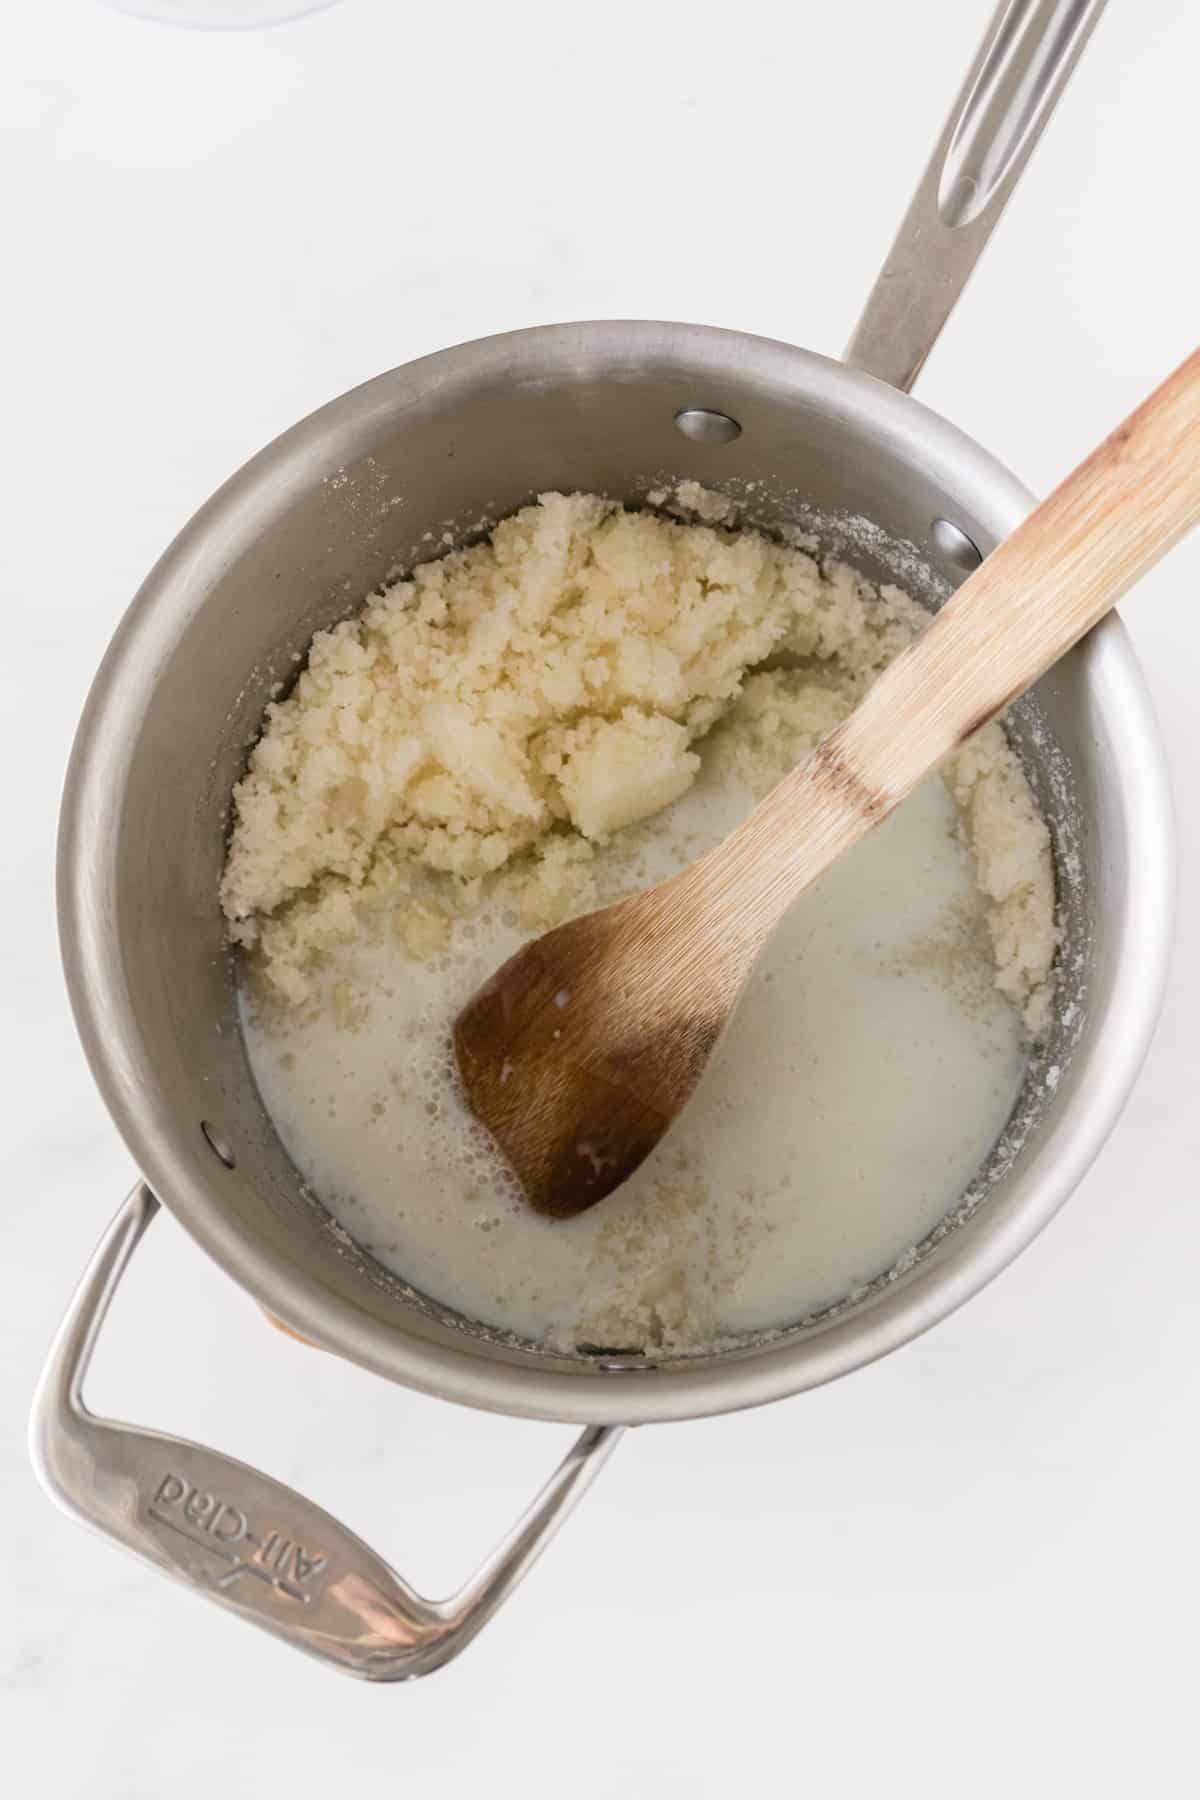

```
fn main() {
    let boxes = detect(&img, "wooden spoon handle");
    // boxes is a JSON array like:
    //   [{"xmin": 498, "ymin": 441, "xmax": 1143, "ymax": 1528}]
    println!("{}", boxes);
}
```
[
  {"xmin": 701, "ymin": 346, "xmax": 1200, "ymax": 935},
  {"xmin": 838, "ymin": 344, "xmax": 1200, "ymax": 803}
]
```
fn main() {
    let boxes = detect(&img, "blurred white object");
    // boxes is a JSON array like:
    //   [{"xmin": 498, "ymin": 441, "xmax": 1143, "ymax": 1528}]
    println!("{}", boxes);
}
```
[{"xmin": 101, "ymin": 0, "xmax": 339, "ymax": 26}]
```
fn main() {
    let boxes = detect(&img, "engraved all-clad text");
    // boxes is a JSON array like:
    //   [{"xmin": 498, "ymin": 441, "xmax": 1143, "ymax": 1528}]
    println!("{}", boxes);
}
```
[{"xmin": 147, "ymin": 1472, "xmax": 328, "ymax": 1604}]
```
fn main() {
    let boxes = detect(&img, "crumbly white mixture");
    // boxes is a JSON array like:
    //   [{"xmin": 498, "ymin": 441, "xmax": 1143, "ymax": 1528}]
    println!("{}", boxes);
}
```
[{"xmin": 222, "ymin": 491, "xmax": 1056, "ymax": 1030}]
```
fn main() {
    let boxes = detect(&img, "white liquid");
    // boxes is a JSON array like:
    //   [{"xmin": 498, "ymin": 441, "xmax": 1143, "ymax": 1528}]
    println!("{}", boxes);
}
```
[{"xmin": 242, "ymin": 762, "xmax": 1026, "ymax": 1354}]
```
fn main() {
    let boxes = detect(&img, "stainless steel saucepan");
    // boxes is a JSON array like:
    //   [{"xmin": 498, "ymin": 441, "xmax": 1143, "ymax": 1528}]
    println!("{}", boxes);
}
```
[{"xmin": 33, "ymin": 0, "xmax": 1173, "ymax": 1679}]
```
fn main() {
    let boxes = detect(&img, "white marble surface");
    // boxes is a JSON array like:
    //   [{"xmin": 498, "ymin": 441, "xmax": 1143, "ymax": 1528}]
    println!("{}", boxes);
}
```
[{"xmin": 4, "ymin": 0, "xmax": 1199, "ymax": 1791}]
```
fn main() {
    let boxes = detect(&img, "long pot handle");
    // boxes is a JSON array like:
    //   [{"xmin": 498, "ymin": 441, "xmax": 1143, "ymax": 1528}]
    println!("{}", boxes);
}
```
[
  {"xmin": 30, "ymin": 1186, "xmax": 622, "ymax": 1681},
  {"xmin": 844, "ymin": 0, "xmax": 1107, "ymax": 393}
]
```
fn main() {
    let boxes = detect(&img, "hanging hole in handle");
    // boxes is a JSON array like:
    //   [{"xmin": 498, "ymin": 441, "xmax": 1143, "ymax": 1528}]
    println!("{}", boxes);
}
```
[
  {"xmin": 200, "ymin": 1121, "xmax": 236, "ymax": 1169},
  {"xmin": 674, "ymin": 408, "xmax": 742, "ymax": 445}
]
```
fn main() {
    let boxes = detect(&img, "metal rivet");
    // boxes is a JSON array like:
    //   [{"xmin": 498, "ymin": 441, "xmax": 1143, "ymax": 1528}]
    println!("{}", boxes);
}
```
[
  {"xmin": 931, "ymin": 517, "xmax": 983, "ymax": 572},
  {"xmin": 674, "ymin": 408, "xmax": 742, "ymax": 445},
  {"xmin": 201, "ymin": 1121, "xmax": 236, "ymax": 1169}
]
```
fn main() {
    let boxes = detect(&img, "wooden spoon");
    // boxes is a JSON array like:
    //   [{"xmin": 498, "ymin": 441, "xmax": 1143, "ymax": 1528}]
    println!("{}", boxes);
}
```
[{"xmin": 454, "ymin": 349, "xmax": 1200, "ymax": 1218}]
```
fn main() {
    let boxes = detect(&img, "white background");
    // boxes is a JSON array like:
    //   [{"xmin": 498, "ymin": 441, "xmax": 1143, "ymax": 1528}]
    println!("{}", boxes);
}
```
[{"xmin": 4, "ymin": 1, "xmax": 1199, "ymax": 1792}]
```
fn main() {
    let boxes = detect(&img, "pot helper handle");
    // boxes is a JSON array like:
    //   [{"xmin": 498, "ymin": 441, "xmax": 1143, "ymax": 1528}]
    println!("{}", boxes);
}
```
[
  {"xmin": 31, "ymin": 1186, "xmax": 622, "ymax": 1680},
  {"xmin": 845, "ymin": 0, "xmax": 1108, "ymax": 394}
]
